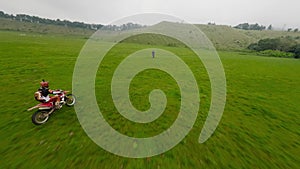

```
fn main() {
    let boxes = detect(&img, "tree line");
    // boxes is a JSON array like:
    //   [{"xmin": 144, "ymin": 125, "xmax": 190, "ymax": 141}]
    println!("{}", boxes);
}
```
[
  {"xmin": 0, "ymin": 11, "xmax": 103, "ymax": 30},
  {"xmin": 234, "ymin": 23, "xmax": 298, "ymax": 32},
  {"xmin": 234, "ymin": 23, "xmax": 266, "ymax": 30},
  {"xmin": 101, "ymin": 22, "xmax": 146, "ymax": 31},
  {"xmin": 0, "ymin": 11, "xmax": 147, "ymax": 31}
]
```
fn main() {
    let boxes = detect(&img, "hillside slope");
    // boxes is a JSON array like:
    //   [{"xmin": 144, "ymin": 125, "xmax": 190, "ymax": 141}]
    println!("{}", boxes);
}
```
[
  {"xmin": 119, "ymin": 24, "xmax": 300, "ymax": 50},
  {"xmin": 198, "ymin": 24, "xmax": 300, "ymax": 50},
  {"xmin": 0, "ymin": 18, "xmax": 94, "ymax": 37},
  {"xmin": 1, "ymin": 18, "xmax": 300, "ymax": 50}
]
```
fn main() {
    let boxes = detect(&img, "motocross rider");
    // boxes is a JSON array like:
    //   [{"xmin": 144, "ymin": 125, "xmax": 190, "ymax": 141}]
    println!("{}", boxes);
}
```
[{"xmin": 34, "ymin": 80, "xmax": 61, "ymax": 109}]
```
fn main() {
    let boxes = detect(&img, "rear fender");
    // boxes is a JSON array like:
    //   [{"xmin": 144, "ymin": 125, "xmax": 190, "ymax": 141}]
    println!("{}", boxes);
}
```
[
  {"xmin": 27, "ymin": 102, "xmax": 53, "ymax": 111},
  {"xmin": 27, "ymin": 105, "xmax": 40, "ymax": 111}
]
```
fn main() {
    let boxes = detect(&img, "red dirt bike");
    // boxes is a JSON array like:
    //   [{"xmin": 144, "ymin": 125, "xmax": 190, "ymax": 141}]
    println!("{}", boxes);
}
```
[{"xmin": 27, "ymin": 90, "xmax": 76, "ymax": 125}]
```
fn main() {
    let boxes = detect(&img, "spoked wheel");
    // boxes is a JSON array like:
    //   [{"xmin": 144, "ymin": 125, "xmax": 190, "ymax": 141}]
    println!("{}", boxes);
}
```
[
  {"xmin": 65, "ymin": 94, "xmax": 76, "ymax": 107},
  {"xmin": 32, "ymin": 110, "xmax": 50, "ymax": 125}
]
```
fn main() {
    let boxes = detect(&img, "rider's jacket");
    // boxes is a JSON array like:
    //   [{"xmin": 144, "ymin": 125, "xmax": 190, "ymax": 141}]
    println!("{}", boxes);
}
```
[{"xmin": 35, "ymin": 87, "xmax": 51, "ymax": 102}]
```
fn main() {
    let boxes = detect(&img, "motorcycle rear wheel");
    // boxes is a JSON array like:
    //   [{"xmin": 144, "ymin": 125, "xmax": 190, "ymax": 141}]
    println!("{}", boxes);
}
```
[{"xmin": 32, "ymin": 110, "xmax": 50, "ymax": 125}]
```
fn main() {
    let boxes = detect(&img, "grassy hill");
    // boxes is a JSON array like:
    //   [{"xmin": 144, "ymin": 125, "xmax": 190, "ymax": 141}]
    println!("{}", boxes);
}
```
[
  {"xmin": 1, "ymin": 18, "xmax": 300, "ymax": 50},
  {"xmin": 121, "ymin": 24, "xmax": 300, "ymax": 51},
  {"xmin": 197, "ymin": 24, "xmax": 300, "ymax": 50},
  {"xmin": 0, "ymin": 18, "xmax": 94, "ymax": 37}
]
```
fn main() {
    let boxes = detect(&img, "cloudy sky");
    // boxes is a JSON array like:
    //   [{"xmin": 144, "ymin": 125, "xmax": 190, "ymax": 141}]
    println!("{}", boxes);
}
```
[{"xmin": 1, "ymin": 0, "xmax": 299, "ymax": 28}]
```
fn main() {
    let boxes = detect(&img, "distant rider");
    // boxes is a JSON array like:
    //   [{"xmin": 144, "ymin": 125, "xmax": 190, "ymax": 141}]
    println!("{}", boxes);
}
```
[{"xmin": 34, "ymin": 80, "xmax": 61, "ymax": 109}]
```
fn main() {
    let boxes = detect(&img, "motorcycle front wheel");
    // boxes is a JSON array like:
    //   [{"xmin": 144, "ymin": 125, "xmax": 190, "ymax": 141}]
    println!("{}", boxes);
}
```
[
  {"xmin": 32, "ymin": 110, "xmax": 49, "ymax": 125},
  {"xmin": 65, "ymin": 94, "xmax": 76, "ymax": 107}
]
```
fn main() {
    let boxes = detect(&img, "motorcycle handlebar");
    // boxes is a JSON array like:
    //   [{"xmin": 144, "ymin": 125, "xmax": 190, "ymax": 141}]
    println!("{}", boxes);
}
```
[
  {"xmin": 53, "ymin": 90, "xmax": 69, "ymax": 94},
  {"xmin": 53, "ymin": 90, "xmax": 63, "ymax": 94}
]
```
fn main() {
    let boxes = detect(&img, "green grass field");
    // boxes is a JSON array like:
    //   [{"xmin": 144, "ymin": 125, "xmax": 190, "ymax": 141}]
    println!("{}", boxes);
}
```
[{"xmin": 0, "ymin": 30, "xmax": 299, "ymax": 169}]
